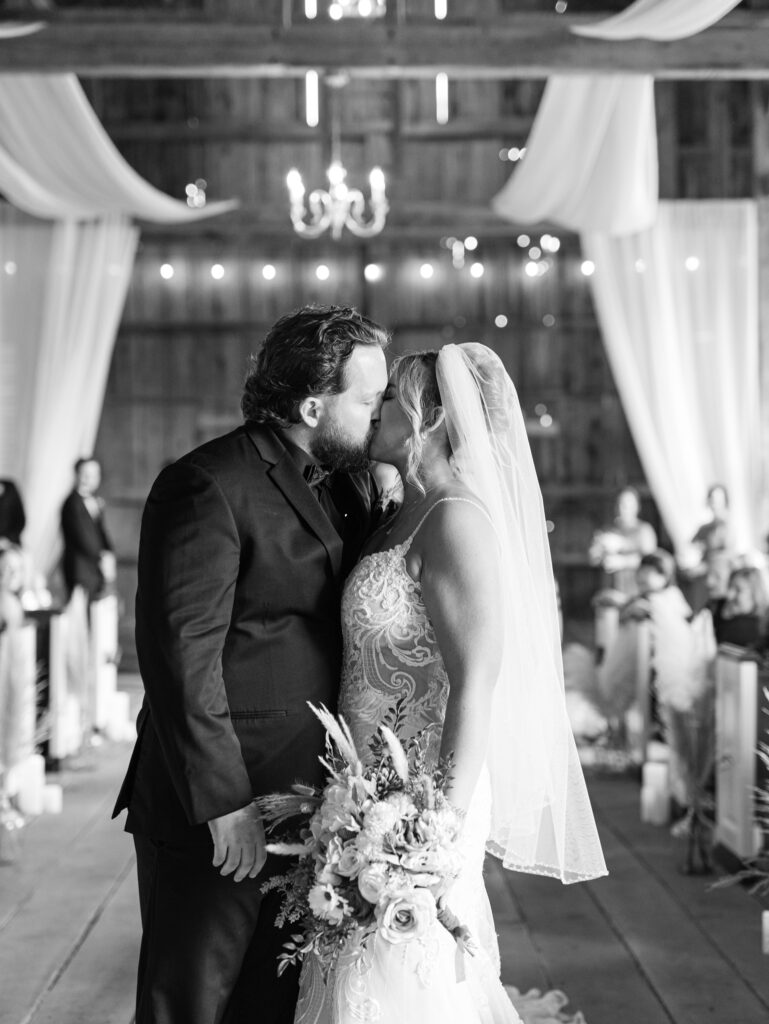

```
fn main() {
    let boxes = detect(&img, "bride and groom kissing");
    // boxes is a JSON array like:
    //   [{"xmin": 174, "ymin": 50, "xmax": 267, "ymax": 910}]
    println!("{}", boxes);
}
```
[{"xmin": 113, "ymin": 304, "xmax": 606, "ymax": 1024}]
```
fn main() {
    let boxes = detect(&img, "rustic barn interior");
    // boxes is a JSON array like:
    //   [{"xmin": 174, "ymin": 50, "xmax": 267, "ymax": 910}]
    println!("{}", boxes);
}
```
[{"xmin": 2, "ymin": 3, "xmax": 769, "ymax": 1023}]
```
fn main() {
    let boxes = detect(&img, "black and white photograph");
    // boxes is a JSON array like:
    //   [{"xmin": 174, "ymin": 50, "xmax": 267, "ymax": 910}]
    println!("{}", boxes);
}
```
[{"xmin": 0, "ymin": 3, "xmax": 768, "ymax": 1023}]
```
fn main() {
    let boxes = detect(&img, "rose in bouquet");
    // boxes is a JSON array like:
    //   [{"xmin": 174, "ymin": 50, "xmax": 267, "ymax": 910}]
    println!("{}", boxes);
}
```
[{"xmin": 257, "ymin": 700, "xmax": 467, "ymax": 979}]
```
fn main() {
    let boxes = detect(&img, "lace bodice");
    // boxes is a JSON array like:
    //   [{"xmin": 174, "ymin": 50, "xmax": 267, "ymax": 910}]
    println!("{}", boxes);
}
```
[{"xmin": 339, "ymin": 498, "xmax": 489, "ymax": 763}]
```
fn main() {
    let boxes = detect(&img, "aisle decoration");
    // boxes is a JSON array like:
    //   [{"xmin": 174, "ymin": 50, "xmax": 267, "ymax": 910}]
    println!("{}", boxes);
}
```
[{"xmin": 257, "ymin": 701, "xmax": 468, "ymax": 979}]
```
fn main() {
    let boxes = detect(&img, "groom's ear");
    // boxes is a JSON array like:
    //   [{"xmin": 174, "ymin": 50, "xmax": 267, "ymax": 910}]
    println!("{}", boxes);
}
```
[{"xmin": 298, "ymin": 395, "xmax": 323, "ymax": 429}]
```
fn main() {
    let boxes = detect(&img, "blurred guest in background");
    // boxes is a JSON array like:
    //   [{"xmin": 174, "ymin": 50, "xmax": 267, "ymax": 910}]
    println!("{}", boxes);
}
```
[
  {"xmin": 620, "ymin": 548, "xmax": 692, "ymax": 627},
  {"xmin": 0, "ymin": 541, "xmax": 25, "ymax": 633},
  {"xmin": 710, "ymin": 565, "xmax": 767, "ymax": 648},
  {"xmin": 589, "ymin": 485, "xmax": 657, "ymax": 599},
  {"xmin": 680, "ymin": 484, "xmax": 734, "ymax": 612},
  {"xmin": 61, "ymin": 457, "xmax": 116, "ymax": 604},
  {"xmin": 0, "ymin": 479, "xmax": 25, "ymax": 547}
]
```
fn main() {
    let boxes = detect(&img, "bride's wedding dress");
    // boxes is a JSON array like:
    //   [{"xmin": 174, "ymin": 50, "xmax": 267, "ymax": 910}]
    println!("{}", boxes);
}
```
[{"xmin": 294, "ymin": 500, "xmax": 583, "ymax": 1024}]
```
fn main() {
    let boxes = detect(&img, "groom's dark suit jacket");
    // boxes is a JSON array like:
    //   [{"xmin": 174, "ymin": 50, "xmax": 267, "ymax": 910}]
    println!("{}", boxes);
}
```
[{"xmin": 113, "ymin": 422, "xmax": 375, "ymax": 842}]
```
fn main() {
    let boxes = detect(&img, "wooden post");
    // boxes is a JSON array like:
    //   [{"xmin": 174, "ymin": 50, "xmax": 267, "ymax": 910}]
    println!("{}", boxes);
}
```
[{"xmin": 714, "ymin": 644, "xmax": 762, "ymax": 860}]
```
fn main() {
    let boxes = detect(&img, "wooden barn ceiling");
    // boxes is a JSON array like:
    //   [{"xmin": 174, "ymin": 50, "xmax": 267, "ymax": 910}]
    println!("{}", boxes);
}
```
[
  {"xmin": 1, "ymin": 1, "xmax": 769, "ymax": 78},
  {"xmin": 3, "ymin": 1, "xmax": 768, "ymax": 241}
]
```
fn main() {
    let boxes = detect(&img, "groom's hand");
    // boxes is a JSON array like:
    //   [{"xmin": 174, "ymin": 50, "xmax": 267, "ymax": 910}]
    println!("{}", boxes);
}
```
[{"xmin": 207, "ymin": 802, "xmax": 267, "ymax": 882}]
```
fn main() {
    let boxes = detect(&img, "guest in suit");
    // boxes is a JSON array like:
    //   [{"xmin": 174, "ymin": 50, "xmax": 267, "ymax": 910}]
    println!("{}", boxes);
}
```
[
  {"xmin": 113, "ymin": 305, "xmax": 389, "ymax": 1024},
  {"xmin": 0, "ymin": 478, "xmax": 26, "ymax": 546},
  {"xmin": 60, "ymin": 457, "xmax": 115, "ymax": 602}
]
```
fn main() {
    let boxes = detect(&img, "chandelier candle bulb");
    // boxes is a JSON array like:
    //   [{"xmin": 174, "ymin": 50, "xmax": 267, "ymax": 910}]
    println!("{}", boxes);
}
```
[{"xmin": 287, "ymin": 169, "xmax": 305, "ymax": 201}]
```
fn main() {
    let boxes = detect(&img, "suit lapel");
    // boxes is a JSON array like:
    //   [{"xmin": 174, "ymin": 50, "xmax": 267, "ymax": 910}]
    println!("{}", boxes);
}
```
[{"xmin": 244, "ymin": 423, "xmax": 344, "ymax": 578}]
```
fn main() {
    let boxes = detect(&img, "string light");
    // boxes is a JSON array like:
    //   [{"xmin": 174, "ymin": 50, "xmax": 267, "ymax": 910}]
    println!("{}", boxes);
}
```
[
  {"xmin": 434, "ymin": 0, "xmax": 447, "ymax": 18},
  {"xmin": 580, "ymin": 260, "xmax": 595, "ymax": 276},
  {"xmin": 516, "ymin": 234, "xmax": 530, "ymax": 248},
  {"xmin": 4, "ymin": 261, "xmax": 17, "ymax": 275},
  {"xmin": 262, "ymin": 264, "xmax": 276, "ymax": 280},
  {"xmin": 525, "ymin": 260, "xmax": 539, "ymax": 278},
  {"xmin": 210, "ymin": 263, "xmax": 224, "ymax": 280},
  {"xmin": 495, "ymin": 315, "xmax": 508, "ymax": 328},
  {"xmin": 364, "ymin": 263, "xmax": 383, "ymax": 282},
  {"xmin": 470, "ymin": 262, "xmax": 484, "ymax": 278},
  {"xmin": 185, "ymin": 179, "xmax": 207, "ymax": 209},
  {"xmin": 685, "ymin": 256, "xmax": 700, "ymax": 272},
  {"xmin": 420, "ymin": 263, "xmax": 435, "ymax": 280},
  {"xmin": 316, "ymin": 264, "xmax": 330, "ymax": 280},
  {"xmin": 160, "ymin": 263, "xmax": 174, "ymax": 280},
  {"xmin": 464, "ymin": 236, "xmax": 478, "ymax": 251},
  {"xmin": 543, "ymin": 314, "xmax": 556, "ymax": 327},
  {"xmin": 635, "ymin": 258, "xmax": 646, "ymax": 273},
  {"xmin": 528, "ymin": 246, "xmax": 542, "ymax": 260},
  {"xmin": 305, "ymin": 0, "xmax": 317, "ymax": 16}
]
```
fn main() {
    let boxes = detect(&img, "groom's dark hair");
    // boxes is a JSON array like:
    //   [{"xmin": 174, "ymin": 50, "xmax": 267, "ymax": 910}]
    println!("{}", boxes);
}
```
[{"xmin": 241, "ymin": 305, "xmax": 390, "ymax": 428}]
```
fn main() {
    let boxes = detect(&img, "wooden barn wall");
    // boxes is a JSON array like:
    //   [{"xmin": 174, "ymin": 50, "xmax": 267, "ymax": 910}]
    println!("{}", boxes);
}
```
[{"xmin": 86, "ymin": 76, "xmax": 762, "ymax": 666}]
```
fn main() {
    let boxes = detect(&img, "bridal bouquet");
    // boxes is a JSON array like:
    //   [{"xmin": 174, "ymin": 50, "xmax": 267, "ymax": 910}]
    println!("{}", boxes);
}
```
[{"xmin": 257, "ymin": 702, "xmax": 466, "ymax": 979}]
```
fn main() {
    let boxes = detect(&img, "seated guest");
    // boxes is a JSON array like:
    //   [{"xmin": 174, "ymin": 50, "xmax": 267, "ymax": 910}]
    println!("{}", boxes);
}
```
[
  {"xmin": 0, "ymin": 479, "xmax": 25, "ymax": 547},
  {"xmin": 61, "ymin": 457, "xmax": 115, "ymax": 604},
  {"xmin": 620, "ymin": 548, "xmax": 692, "ymax": 625},
  {"xmin": 589, "ymin": 485, "xmax": 658, "ymax": 599},
  {"xmin": 711, "ymin": 566, "xmax": 768, "ymax": 648}
]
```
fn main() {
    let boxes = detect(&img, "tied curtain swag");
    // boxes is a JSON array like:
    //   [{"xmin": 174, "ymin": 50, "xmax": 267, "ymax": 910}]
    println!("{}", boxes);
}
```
[
  {"xmin": 0, "ymin": 75, "xmax": 236, "ymax": 575},
  {"xmin": 493, "ymin": 0, "xmax": 761, "ymax": 555}
]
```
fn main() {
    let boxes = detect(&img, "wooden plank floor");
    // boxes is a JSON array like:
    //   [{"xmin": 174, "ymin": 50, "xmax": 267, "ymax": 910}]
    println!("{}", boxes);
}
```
[{"xmin": 1, "ymin": 726, "xmax": 768, "ymax": 1024}]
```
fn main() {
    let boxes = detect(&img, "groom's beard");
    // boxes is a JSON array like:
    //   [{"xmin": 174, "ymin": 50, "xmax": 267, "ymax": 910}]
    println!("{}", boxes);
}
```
[{"xmin": 310, "ymin": 419, "xmax": 374, "ymax": 474}]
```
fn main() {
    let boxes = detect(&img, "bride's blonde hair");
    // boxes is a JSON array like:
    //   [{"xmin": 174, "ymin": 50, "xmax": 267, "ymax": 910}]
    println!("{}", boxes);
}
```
[{"xmin": 389, "ymin": 351, "xmax": 445, "ymax": 493}]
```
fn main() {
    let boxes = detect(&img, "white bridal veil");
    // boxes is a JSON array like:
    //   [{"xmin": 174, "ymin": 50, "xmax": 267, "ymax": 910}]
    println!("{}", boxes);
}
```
[{"xmin": 436, "ymin": 343, "xmax": 607, "ymax": 883}]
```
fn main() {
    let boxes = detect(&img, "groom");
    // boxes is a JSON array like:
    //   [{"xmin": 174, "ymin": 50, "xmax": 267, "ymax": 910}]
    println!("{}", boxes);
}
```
[{"xmin": 113, "ymin": 306, "xmax": 389, "ymax": 1024}]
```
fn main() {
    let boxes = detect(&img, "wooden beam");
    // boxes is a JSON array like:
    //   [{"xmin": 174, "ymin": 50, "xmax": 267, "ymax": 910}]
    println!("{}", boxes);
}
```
[
  {"xmin": 2, "ymin": 12, "xmax": 769, "ymax": 79},
  {"xmin": 102, "ymin": 115, "xmax": 532, "ymax": 143}
]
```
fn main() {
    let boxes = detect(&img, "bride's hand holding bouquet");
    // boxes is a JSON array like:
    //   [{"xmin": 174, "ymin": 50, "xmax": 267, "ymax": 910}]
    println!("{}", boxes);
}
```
[{"xmin": 256, "ymin": 701, "xmax": 468, "ymax": 979}]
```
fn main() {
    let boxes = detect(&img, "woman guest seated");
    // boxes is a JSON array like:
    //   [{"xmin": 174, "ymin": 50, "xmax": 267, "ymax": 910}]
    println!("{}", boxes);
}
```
[
  {"xmin": 710, "ymin": 566, "xmax": 768, "ymax": 648},
  {"xmin": 589, "ymin": 485, "xmax": 658, "ymax": 601}
]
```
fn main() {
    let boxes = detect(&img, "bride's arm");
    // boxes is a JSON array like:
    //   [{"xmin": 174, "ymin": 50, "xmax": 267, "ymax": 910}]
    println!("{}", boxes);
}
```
[{"xmin": 419, "ymin": 500, "xmax": 503, "ymax": 813}]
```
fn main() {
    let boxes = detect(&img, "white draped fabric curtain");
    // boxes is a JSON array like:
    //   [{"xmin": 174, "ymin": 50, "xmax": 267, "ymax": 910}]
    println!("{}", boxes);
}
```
[
  {"xmin": 492, "ymin": 75, "xmax": 658, "ymax": 236},
  {"xmin": 571, "ymin": 0, "xmax": 743, "ymax": 41},
  {"xmin": 0, "ymin": 75, "xmax": 235, "ymax": 575},
  {"xmin": 0, "ymin": 206, "xmax": 139, "ymax": 573},
  {"xmin": 582, "ymin": 200, "xmax": 760, "ymax": 555},
  {"xmin": 492, "ymin": 0, "xmax": 758, "ymax": 558}
]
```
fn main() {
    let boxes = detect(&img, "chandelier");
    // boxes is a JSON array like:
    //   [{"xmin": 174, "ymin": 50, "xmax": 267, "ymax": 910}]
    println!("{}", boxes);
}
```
[
  {"xmin": 286, "ymin": 71, "xmax": 388, "ymax": 240},
  {"xmin": 286, "ymin": 161, "xmax": 388, "ymax": 240}
]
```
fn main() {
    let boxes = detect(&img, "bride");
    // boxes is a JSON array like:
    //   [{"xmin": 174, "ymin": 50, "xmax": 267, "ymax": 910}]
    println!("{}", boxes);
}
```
[{"xmin": 294, "ymin": 343, "xmax": 607, "ymax": 1024}]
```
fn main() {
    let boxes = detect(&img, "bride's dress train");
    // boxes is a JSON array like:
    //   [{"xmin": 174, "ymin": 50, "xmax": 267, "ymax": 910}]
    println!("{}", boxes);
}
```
[{"xmin": 294, "ymin": 505, "xmax": 587, "ymax": 1024}]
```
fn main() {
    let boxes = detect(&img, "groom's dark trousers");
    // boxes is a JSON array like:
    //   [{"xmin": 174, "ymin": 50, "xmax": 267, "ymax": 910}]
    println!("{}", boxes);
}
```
[{"xmin": 113, "ymin": 423, "xmax": 375, "ymax": 1024}]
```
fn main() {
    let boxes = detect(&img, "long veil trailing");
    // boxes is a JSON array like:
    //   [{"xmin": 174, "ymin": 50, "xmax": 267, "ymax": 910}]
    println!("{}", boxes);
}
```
[{"xmin": 436, "ymin": 343, "xmax": 607, "ymax": 883}]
